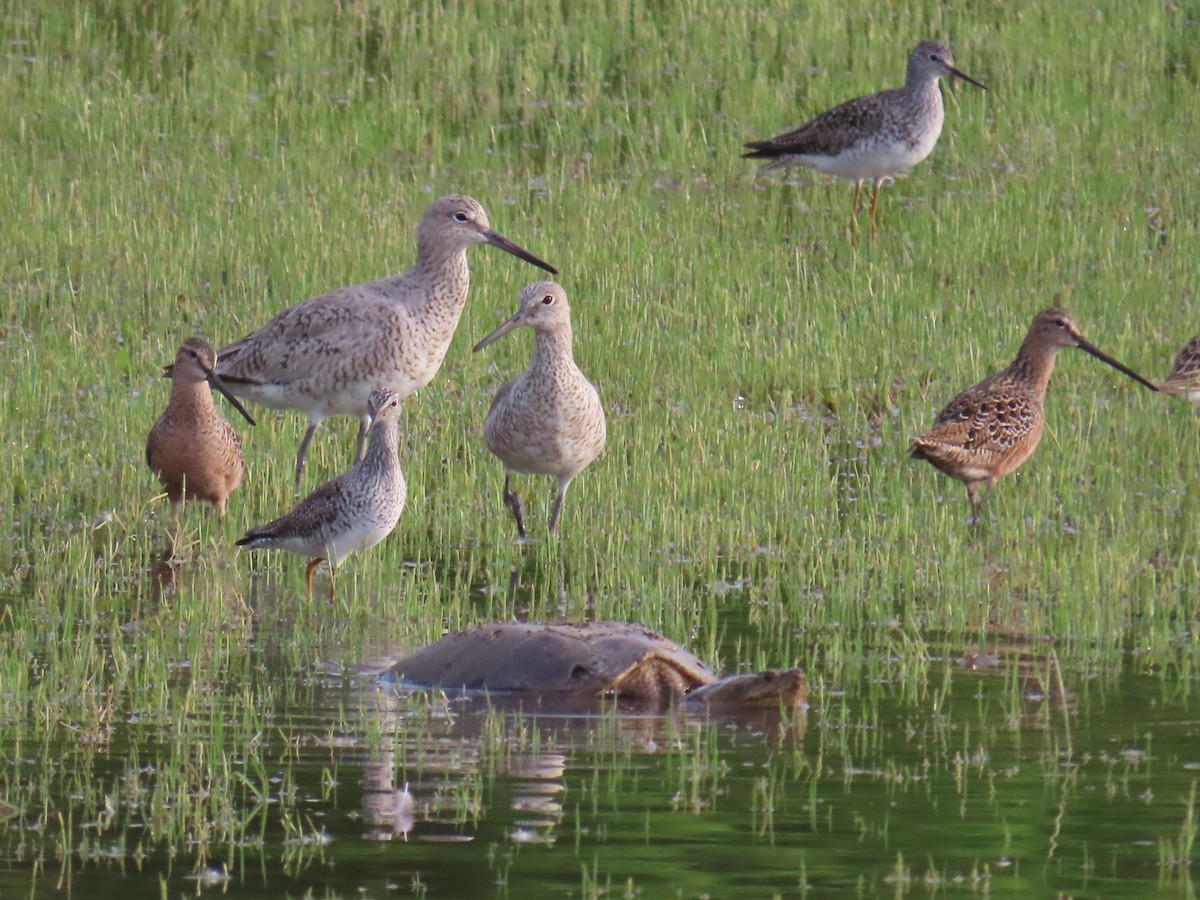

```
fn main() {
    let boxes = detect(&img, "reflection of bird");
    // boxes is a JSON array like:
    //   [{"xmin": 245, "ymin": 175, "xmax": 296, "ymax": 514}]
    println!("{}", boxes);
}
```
[
  {"xmin": 1159, "ymin": 335, "xmax": 1200, "ymax": 408},
  {"xmin": 146, "ymin": 337, "xmax": 256, "ymax": 518},
  {"xmin": 237, "ymin": 389, "xmax": 405, "ymax": 598},
  {"xmin": 743, "ymin": 40, "xmax": 987, "ymax": 242},
  {"xmin": 474, "ymin": 282, "xmax": 606, "ymax": 538},
  {"xmin": 911, "ymin": 309, "xmax": 1158, "ymax": 520},
  {"xmin": 211, "ymin": 194, "xmax": 557, "ymax": 492}
]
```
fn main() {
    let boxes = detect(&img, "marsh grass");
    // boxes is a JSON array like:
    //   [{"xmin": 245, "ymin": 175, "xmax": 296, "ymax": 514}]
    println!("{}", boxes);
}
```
[{"xmin": 1, "ymin": 0, "xmax": 1199, "ymax": 895}]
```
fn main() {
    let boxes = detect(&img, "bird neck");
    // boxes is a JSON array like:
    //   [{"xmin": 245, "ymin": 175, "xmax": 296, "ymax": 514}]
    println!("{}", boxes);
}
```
[
  {"xmin": 169, "ymin": 378, "xmax": 217, "ymax": 413},
  {"xmin": 1007, "ymin": 341, "xmax": 1059, "ymax": 398},
  {"xmin": 361, "ymin": 419, "xmax": 400, "ymax": 472},
  {"xmin": 409, "ymin": 245, "xmax": 471, "ymax": 337},
  {"xmin": 530, "ymin": 326, "xmax": 576, "ymax": 376},
  {"xmin": 413, "ymin": 239, "xmax": 470, "ymax": 284}
]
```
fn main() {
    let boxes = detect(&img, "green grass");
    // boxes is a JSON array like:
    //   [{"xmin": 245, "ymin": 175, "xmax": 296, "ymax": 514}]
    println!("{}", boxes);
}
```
[{"xmin": 1, "ymin": 0, "xmax": 1199, "ymax": 895}]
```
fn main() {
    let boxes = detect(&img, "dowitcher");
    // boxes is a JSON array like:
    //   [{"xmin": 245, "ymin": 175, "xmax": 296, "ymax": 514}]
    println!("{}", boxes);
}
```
[
  {"xmin": 1159, "ymin": 336, "xmax": 1200, "ymax": 408},
  {"xmin": 910, "ymin": 308, "xmax": 1158, "ymax": 520},
  {"xmin": 473, "ymin": 281, "xmax": 606, "ymax": 538},
  {"xmin": 146, "ymin": 337, "xmax": 257, "ymax": 518},
  {"xmin": 237, "ymin": 388, "xmax": 406, "ymax": 598},
  {"xmin": 743, "ymin": 40, "xmax": 987, "ymax": 242},
  {"xmin": 212, "ymin": 194, "xmax": 557, "ymax": 493}
]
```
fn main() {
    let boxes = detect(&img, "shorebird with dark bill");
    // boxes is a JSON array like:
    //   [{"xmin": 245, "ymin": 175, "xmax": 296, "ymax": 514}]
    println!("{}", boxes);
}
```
[
  {"xmin": 237, "ymin": 388, "xmax": 406, "ymax": 599},
  {"xmin": 743, "ymin": 40, "xmax": 987, "ymax": 242},
  {"xmin": 147, "ymin": 337, "xmax": 256, "ymax": 518},
  {"xmin": 473, "ymin": 282, "xmax": 606, "ymax": 538},
  {"xmin": 911, "ymin": 308, "xmax": 1158, "ymax": 521},
  {"xmin": 209, "ymin": 194, "xmax": 557, "ymax": 493},
  {"xmin": 1159, "ymin": 336, "xmax": 1200, "ymax": 409}
]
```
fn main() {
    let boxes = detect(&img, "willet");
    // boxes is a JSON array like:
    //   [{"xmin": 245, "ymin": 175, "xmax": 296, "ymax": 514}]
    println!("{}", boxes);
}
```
[
  {"xmin": 236, "ymin": 388, "xmax": 406, "ymax": 598},
  {"xmin": 1159, "ymin": 336, "xmax": 1200, "ymax": 408},
  {"xmin": 911, "ymin": 309, "xmax": 1157, "ymax": 521},
  {"xmin": 743, "ymin": 40, "xmax": 987, "ymax": 242},
  {"xmin": 212, "ymin": 194, "xmax": 557, "ymax": 493},
  {"xmin": 473, "ymin": 281, "xmax": 606, "ymax": 538},
  {"xmin": 146, "ymin": 337, "xmax": 257, "ymax": 518}
]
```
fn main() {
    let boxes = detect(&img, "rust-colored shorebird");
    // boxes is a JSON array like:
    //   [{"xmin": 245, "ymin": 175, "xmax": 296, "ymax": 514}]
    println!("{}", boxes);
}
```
[
  {"xmin": 146, "ymin": 337, "xmax": 257, "ymax": 518},
  {"xmin": 911, "ymin": 308, "xmax": 1158, "ymax": 520},
  {"xmin": 237, "ymin": 389, "xmax": 406, "ymax": 599},
  {"xmin": 211, "ymin": 194, "xmax": 556, "ymax": 493},
  {"xmin": 743, "ymin": 40, "xmax": 986, "ymax": 242},
  {"xmin": 473, "ymin": 282, "xmax": 607, "ymax": 538},
  {"xmin": 1159, "ymin": 336, "xmax": 1200, "ymax": 408}
]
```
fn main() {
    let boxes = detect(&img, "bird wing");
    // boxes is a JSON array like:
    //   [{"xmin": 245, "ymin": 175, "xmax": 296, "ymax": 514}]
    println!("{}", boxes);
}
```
[
  {"xmin": 487, "ymin": 377, "xmax": 519, "ymax": 414},
  {"xmin": 243, "ymin": 475, "xmax": 348, "ymax": 540},
  {"xmin": 216, "ymin": 278, "xmax": 404, "ymax": 388},
  {"xmin": 745, "ymin": 89, "xmax": 894, "ymax": 157},
  {"xmin": 925, "ymin": 388, "xmax": 1039, "ymax": 453}
]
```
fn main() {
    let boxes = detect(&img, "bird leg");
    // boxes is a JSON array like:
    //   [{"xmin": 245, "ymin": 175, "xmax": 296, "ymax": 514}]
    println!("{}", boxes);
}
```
[
  {"xmin": 294, "ymin": 420, "xmax": 322, "ymax": 495},
  {"xmin": 548, "ymin": 479, "xmax": 572, "ymax": 536},
  {"xmin": 965, "ymin": 483, "xmax": 983, "ymax": 527},
  {"xmin": 849, "ymin": 181, "xmax": 862, "ymax": 247},
  {"xmin": 305, "ymin": 556, "xmax": 326, "ymax": 598},
  {"xmin": 869, "ymin": 178, "xmax": 883, "ymax": 240},
  {"xmin": 503, "ymin": 474, "xmax": 527, "ymax": 539}
]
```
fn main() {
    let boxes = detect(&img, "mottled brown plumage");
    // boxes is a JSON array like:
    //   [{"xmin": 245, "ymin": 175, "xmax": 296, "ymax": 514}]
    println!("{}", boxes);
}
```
[
  {"xmin": 743, "ymin": 40, "xmax": 986, "ymax": 242},
  {"xmin": 473, "ymin": 282, "xmax": 606, "ymax": 538},
  {"xmin": 147, "ymin": 337, "xmax": 256, "ymax": 518},
  {"xmin": 209, "ymin": 194, "xmax": 557, "ymax": 493},
  {"xmin": 911, "ymin": 308, "xmax": 1157, "ymax": 519},
  {"xmin": 237, "ymin": 389, "xmax": 406, "ymax": 599},
  {"xmin": 1159, "ymin": 335, "xmax": 1200, "ymax": 408}
]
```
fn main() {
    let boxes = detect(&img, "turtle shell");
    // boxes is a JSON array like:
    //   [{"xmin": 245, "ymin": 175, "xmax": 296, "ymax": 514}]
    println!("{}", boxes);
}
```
[{"xmin": 384, "ymin": 621, "xmax": 716, "ymax": 706}]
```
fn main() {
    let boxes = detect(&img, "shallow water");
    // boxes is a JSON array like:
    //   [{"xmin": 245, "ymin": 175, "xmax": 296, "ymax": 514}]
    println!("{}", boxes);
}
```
[{"xmin": 2, "ymin": 594, "xmax": 1198, "ymax": 899}]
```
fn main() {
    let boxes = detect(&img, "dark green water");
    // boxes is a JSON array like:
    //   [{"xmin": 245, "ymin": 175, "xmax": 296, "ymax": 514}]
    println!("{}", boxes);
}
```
[{"xmin": 1, "ymin": 615, "xmax": 1197, "ymax": 899}]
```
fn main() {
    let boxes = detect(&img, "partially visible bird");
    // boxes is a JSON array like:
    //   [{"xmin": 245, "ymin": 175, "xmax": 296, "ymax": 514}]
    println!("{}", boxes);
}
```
[
  {"xmin": 1159, "ymin": 336, "xmax": 1200, "ymax": 408},
  {"xmin": 743, "ymin": 39, "xmax": 987, "ymax": 242},
  {"xmin": 236, "ymin": 388, "xmax": 406, "ymax": 598},
  {"xmin": 473, "ymin": 281, "xmax": 607, "ymax": 538},
  {"xmin": 208, "ymin": 194, "xmax": 557, "ymax": 493},
  {"xmin": 147, "ymin": 337, "xmax": 256, "ymax": 518},
  {"xmin": 911, "ymin": 308, "xmax": 1158, "ymax": 521}
]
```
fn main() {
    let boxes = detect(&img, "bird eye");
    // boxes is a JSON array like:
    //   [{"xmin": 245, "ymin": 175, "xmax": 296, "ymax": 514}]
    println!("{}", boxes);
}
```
[
  {"xmin": 454, "ymin": 212, "xmax": 469, "ymax": 222},
  {"xmin": 542, "ymin": 294, "xmax": 555, "ymax": 305}
]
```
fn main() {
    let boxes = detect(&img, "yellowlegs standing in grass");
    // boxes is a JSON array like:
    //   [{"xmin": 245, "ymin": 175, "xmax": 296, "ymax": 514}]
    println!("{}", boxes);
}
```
[
  {"xmin": 1159, "ymin": 336, "xmax": 1200, "ymax": 408},
  {"xmin": 210, "ymin": 194, "xmax": 557, "ymax": 493},
  {"xmin": 911, "ymin": 309, "xmax": 1158, "ymax": 521},
  {"xmin": 147, "ymin": 337, "xmax": 256, "ymax": 518},
  {"xmin": 743, "ymin": 40, "xmax": 987, "ymax": 242},
  {"xmin": 473, "ymin": 282, "xmax": 606, "ymax": 538},
  {"xmin": 237, "ymin": 388, "xmax": 406, "ymax": 598}
]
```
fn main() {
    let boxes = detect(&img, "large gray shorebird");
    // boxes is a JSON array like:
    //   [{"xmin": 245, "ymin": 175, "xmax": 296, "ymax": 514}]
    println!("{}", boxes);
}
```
[
  {"xmin": 473, "ymin": 281, "xmax": 606, "ymax": 538},
  {"xmin": 213, "ymin": 194, "xmax": 557, "ymax": 492},
  {"xmin": 743, "ymin": 40, "xmax": 986, "ymax": 241},
  {"xmin": 237, "ymin": 388, "xmax": 406, "ymax": 599}
]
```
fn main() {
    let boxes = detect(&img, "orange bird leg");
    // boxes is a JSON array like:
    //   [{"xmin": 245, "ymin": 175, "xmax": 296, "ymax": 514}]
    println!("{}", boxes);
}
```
[{"xmin": 305, "ymin": 557, "xmax": 325, "ymax": 599}]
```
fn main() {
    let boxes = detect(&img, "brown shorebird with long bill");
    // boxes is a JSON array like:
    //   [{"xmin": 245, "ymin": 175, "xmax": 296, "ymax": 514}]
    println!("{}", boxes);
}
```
[
  {"xmin": 1159, "ymin": 335, "xmax": 1200, "ymax": 409},
  {"xmin": 211, "ymin": 194, "xmax": 556, "ymax": 493},
  {"xmin": 147, "ymin": 337, "xmax": 256, "ymax": 518},
  {"xmin": 743, "ymin": 40, "xmax": 987, "ymax": 242},
  {"xmin": 237, "ymin": 388, "xmax": 406, "ymax": 598},
  {"xmin": 911, "ymin": 308, "xmax": 1158, "ymax": 521},
  {"xmin": 473, "ymin": 281, "xmax": 606, "ymax": 538}
]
